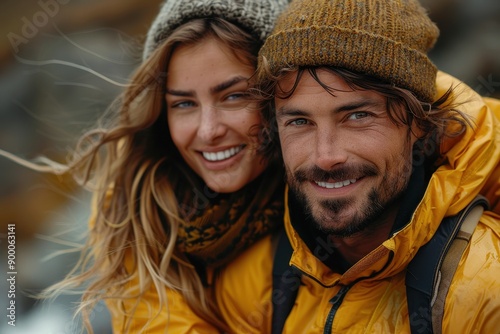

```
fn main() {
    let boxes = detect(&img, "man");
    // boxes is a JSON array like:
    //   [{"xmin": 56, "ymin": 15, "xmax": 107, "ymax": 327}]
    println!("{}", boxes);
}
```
[{"xmin": 216, "ymin": 0, "xmax": 500, "ymax": 333}]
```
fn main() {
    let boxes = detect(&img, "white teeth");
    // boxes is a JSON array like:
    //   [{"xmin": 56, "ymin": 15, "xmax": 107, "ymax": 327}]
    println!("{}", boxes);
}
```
[
  {"xmin": 315, "ymin": 179, "xmax": 357, "ymax": 189},
  {"xmin": 202, "ymin": 146, "xmax": 242, "ymax": 162}
]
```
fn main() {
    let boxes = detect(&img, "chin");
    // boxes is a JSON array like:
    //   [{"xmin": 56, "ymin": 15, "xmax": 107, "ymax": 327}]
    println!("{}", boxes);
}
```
[
  {"xmin": 204, "ymin": 164, "xmax": 263, "ymax": 193},
  {"xmin": 206, "ymin": 179, "xmax": 244, "ymax": 194}
]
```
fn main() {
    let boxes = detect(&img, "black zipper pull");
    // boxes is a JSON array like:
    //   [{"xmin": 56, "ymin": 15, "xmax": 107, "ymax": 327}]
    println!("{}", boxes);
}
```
[{"xmin": 323, "ymin": 285, "xmax": 350, "ymax": 334}]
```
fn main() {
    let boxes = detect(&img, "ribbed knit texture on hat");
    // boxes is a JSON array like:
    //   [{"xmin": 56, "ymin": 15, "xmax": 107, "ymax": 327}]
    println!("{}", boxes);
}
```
[
  {"xmin": 260, "ymin": 0, "xmax": 440, "ymax": 102},
  {"xmin": 143, "ymin": 0, "xmax": 290, "ymax": 60}
]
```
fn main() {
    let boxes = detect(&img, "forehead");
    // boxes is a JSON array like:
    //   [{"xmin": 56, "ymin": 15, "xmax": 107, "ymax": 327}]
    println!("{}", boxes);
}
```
[
  {"xmin": 275, "ymin": 69, "xmax": 385, "ymax": 108},
  {"xmin": 166, "ymin": 38, "xmax": 254, "ymax": 88},
  {"xmin": 169, "ymin": 38, "xmax": 231, "ymax": 69}
]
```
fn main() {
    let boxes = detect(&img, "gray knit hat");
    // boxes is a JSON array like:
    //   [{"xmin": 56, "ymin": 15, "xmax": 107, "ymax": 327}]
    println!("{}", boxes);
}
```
[{"xmin": 143, "ymin": 0, "xmax": 290, "ymax": 60}]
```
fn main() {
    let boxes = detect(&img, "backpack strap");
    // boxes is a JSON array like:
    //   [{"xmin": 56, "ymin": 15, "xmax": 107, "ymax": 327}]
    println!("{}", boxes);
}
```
[
  {"xmin": 406, "ymin": 195, "xmax": 489, "ymax": 334},
  {"xmin": 431, "ymin": 199, "xmax": 485, "ymax": 333},
  {"xmin": 271, "ymin": 228, "xmax": 302, "ymax": 334}
]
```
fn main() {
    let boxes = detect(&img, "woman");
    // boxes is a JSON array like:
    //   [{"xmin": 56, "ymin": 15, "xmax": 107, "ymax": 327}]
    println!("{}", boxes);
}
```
[{"xmin": 36, "ymin": 0, "xmax": 289, "ymax": 333}]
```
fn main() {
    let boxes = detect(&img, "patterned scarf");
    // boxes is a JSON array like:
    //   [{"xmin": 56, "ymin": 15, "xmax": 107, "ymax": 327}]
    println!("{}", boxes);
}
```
[{"xmin": 175, "ymin": 164, "xmax": 285, "ymax": 268}]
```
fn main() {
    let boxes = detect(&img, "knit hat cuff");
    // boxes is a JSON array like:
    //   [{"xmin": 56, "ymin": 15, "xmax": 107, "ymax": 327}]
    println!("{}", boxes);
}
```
[
  {"xmin": 261, "ymin": 26, "xmax": 438, "ymax": 102},
  {"xmin": 143, "ymin": 0, "xmax": 289, "ymax": 61},
  {"xmin": 145, "ymin": 4, "xmax": 259, "ymax": 58}
]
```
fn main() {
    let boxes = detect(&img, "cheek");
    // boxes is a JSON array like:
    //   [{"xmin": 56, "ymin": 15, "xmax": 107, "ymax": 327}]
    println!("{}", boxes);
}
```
[
  {"xmin": 168, "ymin": 114, "xmax": 192, "ymax": 148},
  {"xmin": 231, "ymin": 109, "xmax": 262, "ymax": 138},
  {"xmin": 242, "ymin": 108, "xmax": 261, "ymax": 124},
  {"xmin": 378, "ymin": 135, "xmax": 413, "ymax": 172},
  {"xmin": 279, "ymin": 134, "xmax": 304, "ymax": 167}
]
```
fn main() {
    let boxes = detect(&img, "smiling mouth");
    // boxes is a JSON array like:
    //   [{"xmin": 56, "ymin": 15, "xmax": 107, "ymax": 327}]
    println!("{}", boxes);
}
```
[
  {"xmin": 201, "ymin": 145, "xmax": 244, "ymax": 162},
  {"xmin": 315, "ymin": 179, "xmax": 357, "ymax": 189}
]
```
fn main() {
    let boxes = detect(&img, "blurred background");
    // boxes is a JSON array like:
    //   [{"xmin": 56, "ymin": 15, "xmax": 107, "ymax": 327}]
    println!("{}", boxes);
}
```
[{"xmin": 0, "ymin": 0, "xmax": 499, "ymax": 333}]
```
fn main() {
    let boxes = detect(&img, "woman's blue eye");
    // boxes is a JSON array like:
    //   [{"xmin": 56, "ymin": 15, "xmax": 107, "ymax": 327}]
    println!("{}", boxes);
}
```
[
  {"xmin": 218, "ymin": 92, "xmax": 251, "ymax": 110},
  {"xmin": 226, "ymin": 92, "xmax": 247, "ymax": 101},
  {"xmin": 172, "ymin": 101, "xmax": 195, "ymax": 108}
]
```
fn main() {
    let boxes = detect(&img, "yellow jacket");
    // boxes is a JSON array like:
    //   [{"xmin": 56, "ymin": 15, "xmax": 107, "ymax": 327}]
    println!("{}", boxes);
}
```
[
  {"xmin": 109, "ymin": 284, "xmax": 220, "ymax": 333},
  {"xmin": 216, "ymin": 72, "xmax": 500, "ymax": 333}
]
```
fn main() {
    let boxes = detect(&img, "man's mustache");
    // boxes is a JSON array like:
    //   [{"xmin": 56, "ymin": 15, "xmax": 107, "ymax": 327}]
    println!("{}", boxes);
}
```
[{"xmin": 293, "ymin": 164, "xmax": 378, "ymax": 183}]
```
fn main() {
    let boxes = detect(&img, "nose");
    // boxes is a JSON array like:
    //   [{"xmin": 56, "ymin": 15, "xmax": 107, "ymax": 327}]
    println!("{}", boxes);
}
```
[
  {"xmin": 314, "ymin": 128, "xmax": 348, "ymax": 170},
  {"xmin": 197, "ymin": 105, "xmax": 227, "ymax": 142}
]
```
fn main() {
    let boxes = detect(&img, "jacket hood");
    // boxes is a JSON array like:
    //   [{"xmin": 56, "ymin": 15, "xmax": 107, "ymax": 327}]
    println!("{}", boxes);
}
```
[{"xmin": 286, "ymin": 71, "xmax": 500, "ymax": 285}]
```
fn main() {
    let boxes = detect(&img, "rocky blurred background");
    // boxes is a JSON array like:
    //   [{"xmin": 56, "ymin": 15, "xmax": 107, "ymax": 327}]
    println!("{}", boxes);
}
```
[
  {"xmin": 0, "ymin": 0, "xmax": 499, "ymax": 333},
  {"xmin": 0, "ymin": 0, "xmax": 162, "ymax": 332}
]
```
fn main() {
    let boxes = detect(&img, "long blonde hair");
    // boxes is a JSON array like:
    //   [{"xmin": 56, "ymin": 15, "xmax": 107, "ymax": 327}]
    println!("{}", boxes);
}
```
[{"xmin": 38, "ymin": 18, "xmax": 262, "ymax": 333}]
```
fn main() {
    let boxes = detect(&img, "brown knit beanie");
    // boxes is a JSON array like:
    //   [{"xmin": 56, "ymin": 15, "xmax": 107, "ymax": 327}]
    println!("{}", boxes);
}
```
[
  {"xmin": 260, "ymin": 0, "xmax": 440, "ymax": 102},
  {"xmin": 143, "ymin": 0, "xmax": 290, "ymax": 60}
]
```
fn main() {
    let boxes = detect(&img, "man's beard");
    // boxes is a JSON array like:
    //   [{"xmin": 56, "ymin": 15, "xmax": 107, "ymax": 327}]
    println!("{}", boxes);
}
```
[{"xmin": 288, "ymin": 157, "xmax": 412, "ymax": 238}]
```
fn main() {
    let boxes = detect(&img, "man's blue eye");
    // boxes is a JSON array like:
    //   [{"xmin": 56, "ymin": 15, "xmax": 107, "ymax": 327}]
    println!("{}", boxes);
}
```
[
  {"xmin": 348, "ymin": 112, "xmax": 369, "ymax": 120},
  {"xmin": 290, "ymin": 119, "xmax": 307, "ymax": 126}
]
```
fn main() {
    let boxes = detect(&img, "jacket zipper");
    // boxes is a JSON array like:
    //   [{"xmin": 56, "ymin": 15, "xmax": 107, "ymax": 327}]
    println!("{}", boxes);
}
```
[{"xmin": 323, "ymin": 285, "xmax": 351, "ymax": 334}]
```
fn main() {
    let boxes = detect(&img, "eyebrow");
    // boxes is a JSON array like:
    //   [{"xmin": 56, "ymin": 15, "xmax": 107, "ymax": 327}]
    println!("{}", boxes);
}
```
[
  {"xmin": 210, "ymin": 76, "xmax": 249, "ymax": 94},
  {"xmin": 165, "ymin": 88, "xmax": 194, "ymax": 97},
  {"xmin": 277, "ymin": 99, "xmax": 384, "ymax": 118},
  {"xmin": 336, "ymin": 100, "xmax": 383, "ymax": 112},
  {"xmin": 165, "ymin": 76, "xmax": 249, "ymax": 97},
  {"xmin": 276, "ymin": 108, "xmax": 309, "ymax": 118}
]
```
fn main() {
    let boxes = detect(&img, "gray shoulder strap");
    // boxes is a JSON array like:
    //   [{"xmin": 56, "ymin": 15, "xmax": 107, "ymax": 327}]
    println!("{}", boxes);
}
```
[{"xmin": 431, "ymin": 201, "xmax": 485, "ymax": 333}]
